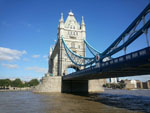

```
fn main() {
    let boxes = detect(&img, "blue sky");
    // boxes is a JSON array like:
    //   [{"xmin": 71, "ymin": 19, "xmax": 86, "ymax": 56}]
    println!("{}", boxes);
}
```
[{"xmin": 0, "ymin": 0, "xmax": 150, "ymax": 81}]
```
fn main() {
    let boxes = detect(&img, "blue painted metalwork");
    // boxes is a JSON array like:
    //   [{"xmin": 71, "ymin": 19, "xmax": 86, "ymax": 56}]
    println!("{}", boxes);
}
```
[
  {"xmin": 84, "ymin": 40, "xmax": 101, "ymax": 56},
  {"xmin": 62, "ymin": 3, "xmax": 150, "ymax": 69},
  {"xmin": 102, "ymin": 20, "xmax": 150, "ymax": 59},
  {"xmin": 101, "ymin": 3, "xmax": 150, "ymax": 59},
  {"xmin": 63, "ymin": 47, "xmax": 150, "ymax": 80},
  {"xmin": 62, "ymin": 37, "xmax": 96, "ymax": 66}
]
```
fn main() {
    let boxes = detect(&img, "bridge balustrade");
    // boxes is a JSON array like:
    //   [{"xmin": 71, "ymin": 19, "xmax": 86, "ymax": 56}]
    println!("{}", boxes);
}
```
[{"xmin": 64, "ymin": 47, "xmax": 150, "ymax": 79}]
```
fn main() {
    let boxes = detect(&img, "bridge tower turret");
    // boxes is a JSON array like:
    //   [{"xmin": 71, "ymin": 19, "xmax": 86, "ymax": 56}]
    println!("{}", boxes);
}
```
[
  {"xmin": 58, "ymin": 13, "xmax": 64, "ymax": 38},
  {"xmin": 81, "ymin": 16, "xmax": 86, "ymax": 40}
]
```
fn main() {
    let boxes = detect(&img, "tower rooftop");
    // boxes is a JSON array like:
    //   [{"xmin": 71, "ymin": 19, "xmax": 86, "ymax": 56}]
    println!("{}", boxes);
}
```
[{"xmin": 68, "ymin": 10, "xmax": 74, "ymax": 16}]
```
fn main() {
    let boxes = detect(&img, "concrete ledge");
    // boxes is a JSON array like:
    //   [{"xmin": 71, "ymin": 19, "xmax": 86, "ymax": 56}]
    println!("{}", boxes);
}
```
[{"xmin": 33, "ymin": 76, "xmax": 62, "ymax": 93}]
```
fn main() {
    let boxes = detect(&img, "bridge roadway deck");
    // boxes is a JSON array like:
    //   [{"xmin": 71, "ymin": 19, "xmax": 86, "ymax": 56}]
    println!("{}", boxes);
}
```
[{"xmin": 63, "ymin": 47, "xmax": 150, "ymax": 80}]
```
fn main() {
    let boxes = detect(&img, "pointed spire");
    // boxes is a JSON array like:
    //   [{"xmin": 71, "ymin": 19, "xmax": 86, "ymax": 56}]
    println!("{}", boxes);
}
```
[
  {"xmin": 49, "ymin": 47, "xmax": 52, "ymax": 57},
  {"xmin": 59, "ymin": 12, "xmax": 64, "ymax": 22},
  {"xmin": 81, "ymin": 16, "xmax": 85, "ymax": 25},
  {"xmin": 59, "ymin": 12, "xmax": 64, "ymax": 29},
  {"xmin": 69, "ymin": 10, "xmax": 74, "ymax": 16},
  {"xmin": 81, "ymin": 16, "xmax": 85, "ymax": 31}
]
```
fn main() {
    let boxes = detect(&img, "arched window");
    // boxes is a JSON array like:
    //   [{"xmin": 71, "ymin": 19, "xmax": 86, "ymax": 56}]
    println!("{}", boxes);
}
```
[{"xmin": 71, "ymin": 42, "xmax": 75, "ymax": 48}]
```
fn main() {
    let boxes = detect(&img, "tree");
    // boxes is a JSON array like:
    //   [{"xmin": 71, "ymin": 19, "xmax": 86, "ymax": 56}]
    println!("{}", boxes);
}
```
[
  {"xmin": 0, "ymin": 79, "xmax": 11, "ymax": 87},
  {"xmin": 11, "ymin": 78, "xmax": 23, "ymax": 87},
  {"xmin": 28, "ymin": 79, "xmax": 39, "ymax": 86}
]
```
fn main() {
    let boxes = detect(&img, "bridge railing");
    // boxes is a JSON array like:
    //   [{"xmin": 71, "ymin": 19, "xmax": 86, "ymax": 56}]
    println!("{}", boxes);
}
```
[
  {"xmin": 65, "ymin": 47, "xmax": 150, "ymax": 77},
  {"xmin": 101, "ymin": 47, "xmax": 149, "ymax": 68}
]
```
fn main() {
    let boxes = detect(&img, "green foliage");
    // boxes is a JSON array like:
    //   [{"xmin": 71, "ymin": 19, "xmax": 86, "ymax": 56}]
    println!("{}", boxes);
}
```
[
  {"xmin": 28, "ymin": 79, "xmax": 39, "ymax": 86},
  {"xmin": 0, "ymin": 78, "xmax": 39, "ymax": 88},
  {"xmin": 11, "ymin": 78, "xmax": 23, "ymax": 87},
  {"xmin": 0, "ymin": 79, "xmax": 11, "ymax": 87},
  {"xmin": 103, "ymin": 80, "xmax": 126, "ymax": 89}
]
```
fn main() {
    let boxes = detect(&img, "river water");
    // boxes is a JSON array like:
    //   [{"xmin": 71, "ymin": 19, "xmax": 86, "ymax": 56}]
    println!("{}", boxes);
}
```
[{"xmin": 0, "ymin": 89, "xmax": 150, "ymax": 113}]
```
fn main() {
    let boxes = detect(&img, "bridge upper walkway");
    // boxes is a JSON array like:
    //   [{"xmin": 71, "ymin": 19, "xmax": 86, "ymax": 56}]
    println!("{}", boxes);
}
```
[{"xmin": 63, "ymin": 47, "xmax": 150, "ymax": 80}]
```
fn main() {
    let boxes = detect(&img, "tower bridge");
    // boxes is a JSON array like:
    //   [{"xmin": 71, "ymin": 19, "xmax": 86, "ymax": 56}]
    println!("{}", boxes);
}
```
[{"xmin": 34, "ymin": 4, "xmax": 150, "ymax": 93}]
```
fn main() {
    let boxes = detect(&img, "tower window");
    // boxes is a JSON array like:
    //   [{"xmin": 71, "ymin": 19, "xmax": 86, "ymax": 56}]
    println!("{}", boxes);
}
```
[
  {"xmin": 71, "ymin": 42, "xmax": 75, "ymax": 48},
  {"xmin": 76, "ymin": 32, "xmax": 78, "ymax": 35}
]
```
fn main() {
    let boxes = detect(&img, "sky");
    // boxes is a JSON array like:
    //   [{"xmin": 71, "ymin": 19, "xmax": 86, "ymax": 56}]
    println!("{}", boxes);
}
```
[{"xmin": 0, "ymin": 0, "xmax": 150, "ymax": 81}]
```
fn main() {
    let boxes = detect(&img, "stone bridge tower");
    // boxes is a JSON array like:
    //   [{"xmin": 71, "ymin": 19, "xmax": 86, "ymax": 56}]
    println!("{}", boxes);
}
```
[
  {"xmin": 48, "ymin": 11, "xmax": 86, "ymax": 76},
  {"xmin": 34, "ymin": 11, "xmax": 106, "ymax": 93}
]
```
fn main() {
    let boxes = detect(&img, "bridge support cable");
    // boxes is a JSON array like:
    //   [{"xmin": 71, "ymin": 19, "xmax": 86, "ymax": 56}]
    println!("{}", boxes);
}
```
[
  {"xmin": 62, "ymin": 37, "xmax": 95, "ymax": 67},
  {"xmin": 84, "ymin": 40, "xmax": 101, "ymax": 56},
  {"xmin": 101, "ymin": 3, "xmax": 150, "ymax": 60},
  {"xmin": 142, "ymin": 15, "xmax": 150, "ymax": 47}
]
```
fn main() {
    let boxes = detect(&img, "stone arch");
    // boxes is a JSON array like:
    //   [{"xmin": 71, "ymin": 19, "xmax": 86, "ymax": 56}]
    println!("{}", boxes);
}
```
[{"xmin": 63, "ymin": 64, "xmax": 80, "ymax": 75}]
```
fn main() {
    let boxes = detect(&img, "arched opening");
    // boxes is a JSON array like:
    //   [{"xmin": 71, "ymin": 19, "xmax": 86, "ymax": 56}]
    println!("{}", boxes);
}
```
[{"xmin": 65, "ymin": 65, "xmax": 80, "ymax": 75}]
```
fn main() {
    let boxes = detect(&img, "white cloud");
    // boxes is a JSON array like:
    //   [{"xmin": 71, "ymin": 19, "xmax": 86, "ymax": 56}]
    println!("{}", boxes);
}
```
[
  {"xmin": 43, "ymin": 55, "xmax": 47, "ymax": 58},
  {"xmin": 25, "ymin": 66, "xmax": 47, "ymax": 73},
  {"xmin": 32, "ymin": 55, "xmax": 40, "ymax": 58},
  {"xmin": 0, "ymin": 47, "xmax": 27, "ymax": 61},
  {"xmin": 1, "ymin": 63, "xmax": 18, "ymax": 69}
]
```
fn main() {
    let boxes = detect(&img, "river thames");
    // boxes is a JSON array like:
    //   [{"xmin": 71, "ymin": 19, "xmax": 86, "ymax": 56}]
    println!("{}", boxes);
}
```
[{"xmin": 0, "ymin": 89, "xmax": 150, "ymax": 113}]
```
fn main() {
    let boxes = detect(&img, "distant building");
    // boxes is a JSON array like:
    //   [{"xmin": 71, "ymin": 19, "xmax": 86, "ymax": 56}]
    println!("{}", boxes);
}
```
[
  {"xmin": 148, "ymin": 80, "xmax": 150, "ymax": 89},
  {"xmin": 124, "ymin": 79, "xmax": 150, "ymax": 89},
  {"xmin": 130, "ymin": 80, "xmax": 137, "ymax": 88},
  {"xmin": 124, "ymin": 80, "xmax": 135, "ymax": 89},
  {"xmin": 109, "ymin": 78, "xmax": 118, "ymax": 83},
  {"xmin": 136, "ymin": 80, "xmax": 143, "ymax": 89},
  {"xmin": 142, "ymin": 82, "xmax": 148, "ymax": 89}
]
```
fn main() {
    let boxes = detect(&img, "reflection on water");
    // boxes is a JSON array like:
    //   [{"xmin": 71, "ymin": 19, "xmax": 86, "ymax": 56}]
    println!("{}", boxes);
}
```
[{"xmin": 0, "ymin": 90, "xmax": 149, "ymax": 113}]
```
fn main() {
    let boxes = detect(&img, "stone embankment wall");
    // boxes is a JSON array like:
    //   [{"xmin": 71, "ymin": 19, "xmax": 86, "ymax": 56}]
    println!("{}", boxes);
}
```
[
  {"xmin": 0, "ymin": 87, "xmax": 32, "ymax": 91},
  {"xmin": 33, "ymin": 76, "xmax": 105, "ymax": 93},
  {"xmin": 33, "ymin": 76, "xmax": 62, "ymax": 92}
]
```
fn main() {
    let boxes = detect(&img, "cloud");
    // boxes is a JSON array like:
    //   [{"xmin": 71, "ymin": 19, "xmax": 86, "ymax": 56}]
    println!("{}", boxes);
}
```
[
  {"xmin": 0, "ymin": 47, "xmax": 27, "ymax": 61},
  {"xmin": 32, "ymin": 55, "xmax": 40, "ymax": 58},
  {"xmin": 25, "ymin": 66, "xmax": 47, "ymax": 73},
  {"xmin": 43, "ymin": 55, "xmax": 48, "ymax": 58},
  {"xmin": 1, "ymin": 63, "xmax": 18, "ymax": 69}
]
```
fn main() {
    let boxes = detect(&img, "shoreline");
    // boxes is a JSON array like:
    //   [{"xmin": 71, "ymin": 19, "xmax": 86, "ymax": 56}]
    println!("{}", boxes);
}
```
[{"xmin": 0, "ymin": 87, "xmax": 33, "ymax": 92}]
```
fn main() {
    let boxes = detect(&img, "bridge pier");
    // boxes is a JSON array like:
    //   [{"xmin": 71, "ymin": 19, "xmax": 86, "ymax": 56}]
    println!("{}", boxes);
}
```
[
  {"xmin": 34, "ymin": 76, "xmax": 105, "ymax": 93},
  {"xmin": 62, "ymin": 79, "xmax": 105, "ymax": 93},
  {"xmin": 62, "ymin": 80, "xmax": 88, "ymax": 93}
]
